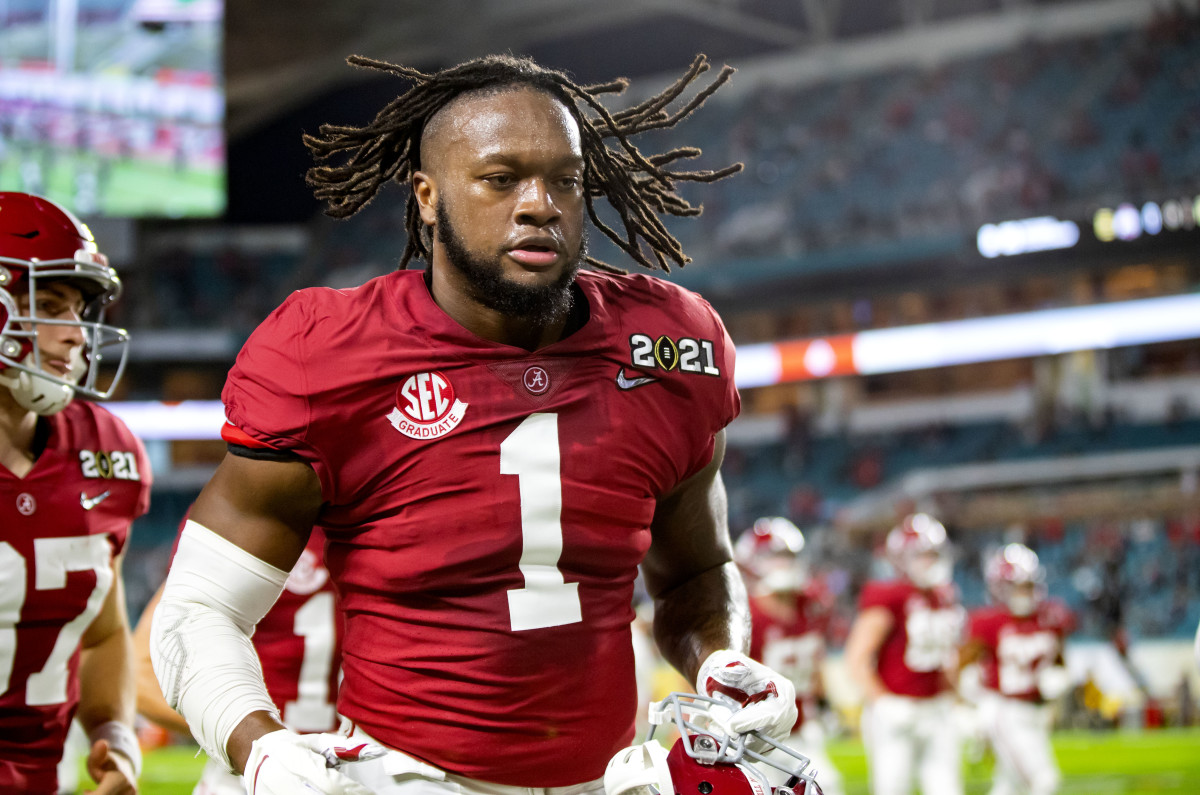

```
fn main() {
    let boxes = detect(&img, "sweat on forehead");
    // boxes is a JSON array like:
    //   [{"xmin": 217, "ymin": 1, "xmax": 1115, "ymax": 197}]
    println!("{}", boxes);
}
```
[{"xmin": 417, "ymin": 84, "xmax": 578, "ymax": 171}]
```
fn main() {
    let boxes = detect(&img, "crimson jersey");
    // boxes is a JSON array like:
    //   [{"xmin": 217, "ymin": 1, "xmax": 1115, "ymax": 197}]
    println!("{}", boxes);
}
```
[
  {"xmin": 858, "ymin": 579, "xmax": 964, "ymax": 698},
  {"xmin": 0, "ymin": 401, "xmax": 150, "ymax": 793},
  {"xmin": 221, "ymin": 269, "xmax": 739, "ymax": 786},
  {"xmin": 968, "ymin": 600, "xmax": 1074, "ymax": 702},
  {"xmin": 749, "ymin": 587, "xmax": 830, "ymax": 729}
]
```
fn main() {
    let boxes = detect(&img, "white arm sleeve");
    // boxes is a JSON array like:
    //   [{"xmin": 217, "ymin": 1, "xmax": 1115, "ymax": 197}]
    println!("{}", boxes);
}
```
[{"xmin": 150, "ymin": 520, "xmax": 289, "ymax": 770}]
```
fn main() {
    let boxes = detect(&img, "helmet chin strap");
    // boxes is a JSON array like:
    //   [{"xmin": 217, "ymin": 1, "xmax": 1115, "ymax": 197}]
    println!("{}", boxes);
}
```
[{"xmin": 0, "ymin": 351, "xmax": 80, "ymax": 415}]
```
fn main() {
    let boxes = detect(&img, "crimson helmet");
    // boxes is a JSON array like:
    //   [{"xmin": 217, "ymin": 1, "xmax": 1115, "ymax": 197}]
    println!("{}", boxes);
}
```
[
  {"xmin": 605, "ymin": 693, "xmax": 823, "ymax": 795},
  {"xmin": 734, "ymin": 517, "xmax": 809, "ymax": 596},
  {"xmin": 984, "ymin": 543, "xmax": 1046, "ymax": 617},
  {"xmin": 886, "ymin": 513, "xmax": 953, "ymax": 590},
  {"xmin": 0, "ymin": 192, "xmax": 129, "ymax": 414}
]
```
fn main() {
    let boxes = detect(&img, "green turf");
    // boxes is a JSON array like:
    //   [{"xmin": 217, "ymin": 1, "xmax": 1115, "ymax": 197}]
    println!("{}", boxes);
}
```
[
  {"xmin": 823, "ymin": 728, "xmax": 1200, "ymax": 794},
  {"xmin": 71, "ymin": 728, "xmax": 1200, "ymax": 793}
]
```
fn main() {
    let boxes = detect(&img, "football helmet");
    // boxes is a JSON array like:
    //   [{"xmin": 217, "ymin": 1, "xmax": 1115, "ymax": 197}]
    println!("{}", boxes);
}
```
[
  {"xmin": 886, "ymin": 513, "xmax": 953, "ymax": 590},
  {"xmin": 0, "ymin": 192, "xmax": 129, "ymax": 414},
  {"xmin": 734, "ymin": 517, "xmax": 809, "ymax": 596},
  {"xmin": 984, "ymin": 543, "xmax": 1046, "ymax": 617},
  {"xmin": 605, "ymin": 692, "xmax": 823, "ymax": 795}
]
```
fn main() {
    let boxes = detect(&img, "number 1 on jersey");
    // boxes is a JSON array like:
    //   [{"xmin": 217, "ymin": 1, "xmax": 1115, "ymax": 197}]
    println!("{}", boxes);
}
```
[{"xmin": 501, "ymin": 413, "xmax": 582, "ymax": 631}]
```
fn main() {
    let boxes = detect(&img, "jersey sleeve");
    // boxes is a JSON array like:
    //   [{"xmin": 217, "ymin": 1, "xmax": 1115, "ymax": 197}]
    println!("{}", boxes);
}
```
[
  {"xmin": 679, "ymin": 294, "xmax": 741, "ymax": 481},
  {"xmin": 858, "ymin": 580, "xmax": 897, "ymax": 614},
  {"xmin": 222, "ymin": 293, "xmax": 333, "ymax": 494}
]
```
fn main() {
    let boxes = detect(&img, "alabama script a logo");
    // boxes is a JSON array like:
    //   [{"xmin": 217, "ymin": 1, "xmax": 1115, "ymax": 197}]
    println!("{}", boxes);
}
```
[{"xmin": 387, "ymin": 371, "xmax": 469, "ymax": 439}]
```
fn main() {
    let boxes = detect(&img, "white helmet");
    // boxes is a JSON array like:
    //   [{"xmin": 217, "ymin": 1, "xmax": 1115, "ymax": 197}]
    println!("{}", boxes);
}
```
[
  {"xmin": 984, "ymin": 543, "xmax": 1046, "ymax": 617},
  {"xmin": 734, "ymin": 517, "xmax": 810, "ymax": 596},
  {"xmin": 886, "ymin": 513, "xmax": 954, "ymax": 590},
  {"xmin": 0, "ymin": 192, "xmax": 129, "ymax": 415},
  {"xmin": 605, "ymin": 693, "xmax": 823, "ymax": 795}
]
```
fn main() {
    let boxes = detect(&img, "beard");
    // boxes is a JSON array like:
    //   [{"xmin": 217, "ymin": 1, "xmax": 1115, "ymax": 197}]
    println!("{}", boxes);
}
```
[{"xmin": 436, "ymin": 200, "xmax": 585, "ymax": 326}]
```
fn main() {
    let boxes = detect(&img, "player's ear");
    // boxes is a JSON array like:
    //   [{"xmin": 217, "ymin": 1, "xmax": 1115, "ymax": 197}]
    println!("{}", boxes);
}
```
[{"xmin": 412, "ymin": 172, "xmax": 438, "ymax": 226}]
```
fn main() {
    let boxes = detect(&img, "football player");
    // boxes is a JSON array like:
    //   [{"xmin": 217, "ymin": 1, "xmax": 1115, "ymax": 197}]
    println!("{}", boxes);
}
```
[
  {"xmin": 0, "ymin": 192, "xmax": 147, "ymax": 793},
  {"xmin": 133, "ymin": 519, "xmax": 340, "ymax": 795},
  {"xmin": 961, "ymin": 543, "xmax": 1074, "ymax": 795},
  {"xmin": 735, "ymin": 518, "xmax": 844, "ymax": 795},
  {"xmin": 149, "ymin": 54, "xmax": 798, "ymax": 794},
  {"xmin": 844, "ymin": 513, "xmax": 966, "ymax": 795}
]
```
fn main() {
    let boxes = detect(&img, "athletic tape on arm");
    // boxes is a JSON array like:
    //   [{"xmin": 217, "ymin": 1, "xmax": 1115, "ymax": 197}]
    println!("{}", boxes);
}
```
[{"xmin": 150, "ymin": 520, "xmax": 288, "ymax": 770}]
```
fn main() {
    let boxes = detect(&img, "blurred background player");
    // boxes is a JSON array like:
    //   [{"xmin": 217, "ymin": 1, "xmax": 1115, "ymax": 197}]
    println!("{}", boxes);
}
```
[
  {"xmin": 132, "ymin": 518, "xmax": 340, "ymax": 795},
  {"xmin": 735, "ymin": 517, "xmax": 844, "ymax": 795},
  {"xmin": 844, "ymin": 513, "xmax": 966, "ymax": 795},
  {"xmin": 961, "ymin": 543, "xmax": 1075, "ymax": 795},
  {"xmin": 0, "ymin": 192, "xmax": 147, "ymax": 793}
]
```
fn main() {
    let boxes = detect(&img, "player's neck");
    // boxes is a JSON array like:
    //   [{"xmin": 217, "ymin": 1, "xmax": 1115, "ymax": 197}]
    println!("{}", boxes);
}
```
[
  {"xmin": 0, "ymin": 392, "xmax": 39, "ymax": 478},
  {"xmin": 427, "ymin": 266, "xmax": 583, "ymax": 351}
]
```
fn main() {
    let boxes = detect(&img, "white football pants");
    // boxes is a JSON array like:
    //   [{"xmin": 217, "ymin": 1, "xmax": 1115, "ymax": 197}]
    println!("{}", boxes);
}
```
[
  {"xmin": 336, "ymin": 724, "xmax": 606, "ymax": 795},
  {"xmin": 979, "ymin": 693, "xmax": 1060, "ymax": 795},
  {"xmin": 862, "ymin": 693, "xmax": 962, "ymax": 795}
]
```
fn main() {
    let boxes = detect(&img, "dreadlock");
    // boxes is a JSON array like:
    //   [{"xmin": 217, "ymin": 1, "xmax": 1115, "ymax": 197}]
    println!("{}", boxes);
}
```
[{"xmin": 303, "ymin": 53, "xmax": 742, "ymax": 273}]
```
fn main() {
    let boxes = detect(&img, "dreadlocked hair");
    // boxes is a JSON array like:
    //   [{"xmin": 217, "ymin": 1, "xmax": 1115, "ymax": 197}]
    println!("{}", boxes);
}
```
[{"xmin": 303, "ymin": 53, "xmax": 742, "ymax": 273}]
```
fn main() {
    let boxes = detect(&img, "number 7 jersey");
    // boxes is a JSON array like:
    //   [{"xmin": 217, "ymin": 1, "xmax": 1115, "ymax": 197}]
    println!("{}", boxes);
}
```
[
  {"xmin": 221, "ymin": 269, "xmax": 740, "ymax": 787},
  {"xmin": 0, "ymin": 401, "xmax": 151, "ymax": 792}
]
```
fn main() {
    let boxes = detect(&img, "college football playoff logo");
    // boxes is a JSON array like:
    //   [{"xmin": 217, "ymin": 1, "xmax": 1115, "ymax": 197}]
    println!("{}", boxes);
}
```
[{"xmin": 387, "ymin": 371, "xmax": 469, "ymax": 439}]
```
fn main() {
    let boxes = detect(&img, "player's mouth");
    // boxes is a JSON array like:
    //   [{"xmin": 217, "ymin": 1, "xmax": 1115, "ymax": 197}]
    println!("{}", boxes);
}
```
[
  {"xmin": 43, "ymin": 357, "xmax": 73, "ymax": 377},
  {"xmin": 506, "ymin": 237, "xmax": 561, "ymax": 268}
]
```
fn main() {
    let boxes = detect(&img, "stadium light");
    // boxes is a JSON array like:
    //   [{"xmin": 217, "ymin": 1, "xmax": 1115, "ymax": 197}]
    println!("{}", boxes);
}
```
[{"xmin": 734, "ymin": 293, "xmax": 1200, "ymax": 388}]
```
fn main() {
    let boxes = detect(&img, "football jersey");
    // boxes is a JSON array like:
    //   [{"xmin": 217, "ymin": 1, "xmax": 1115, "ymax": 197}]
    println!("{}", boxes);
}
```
[
  {"xmin": 858, "ymin": 579, "xmax": 964, "ymax": 698},
  {"xmin": 749, "ymin": 587, "xmax": 830, "ymax": 730},
  {"xmin": 968, "ymin": 600, "xmax": 1074, "ymax": 702},
  {"xmin": 0, "ymin": 401, "xmax": 151, "ymax": 793},
  {"xmin": 257, "ymin": 529, "xmax": 341, "ymax": 732},
  {"xmin": 221, "ymin": 269, "xmax": 739, "ymax": 786}
]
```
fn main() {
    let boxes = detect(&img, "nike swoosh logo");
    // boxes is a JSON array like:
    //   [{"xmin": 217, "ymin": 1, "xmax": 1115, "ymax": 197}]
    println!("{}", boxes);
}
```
[
  {"xmin": 80, "ymin": 490, "xmax": 112, "ymax": 510},
  {"xmin": 615, "ymin": 368, "xmax": 658, "ymax": 390},
  {"xmin": 11, "ymin": 230, "xmax": 39, "ymax": 239}
]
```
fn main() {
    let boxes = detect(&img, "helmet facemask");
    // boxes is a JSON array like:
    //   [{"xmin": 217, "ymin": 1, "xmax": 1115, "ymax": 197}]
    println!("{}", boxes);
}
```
[
  {"xmin": 0, "ymin": 259, "xmax": 130, "ymax": 415},
  {"xmin": 603, "ymin": 692, "xmax": 823, "ymax": 795}
]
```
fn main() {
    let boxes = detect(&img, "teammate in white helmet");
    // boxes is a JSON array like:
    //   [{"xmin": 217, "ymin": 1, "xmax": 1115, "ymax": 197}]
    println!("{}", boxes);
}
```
[
  {"xmin": 735, "ymin": 518, "xmax": 844, "ymax": 795},
  {"xmin": 961, "ymin": 544, "xmax": 1075, "ymax": 795},
  {"xmin": 844, "ymin": 513, "xmax": 965, "ymax": 795},
  {"xmin": 0, "ymin": 192, "xmax": 146, "ymax": 793}
]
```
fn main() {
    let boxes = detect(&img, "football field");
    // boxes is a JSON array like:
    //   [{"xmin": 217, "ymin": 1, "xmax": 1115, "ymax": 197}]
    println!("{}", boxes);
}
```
[{"xmin": 98, "ymin": 728, "xmax": 1200, "ymax": 793}]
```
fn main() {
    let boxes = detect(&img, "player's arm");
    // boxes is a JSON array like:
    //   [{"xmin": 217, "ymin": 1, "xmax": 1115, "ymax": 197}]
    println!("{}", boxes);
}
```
[
  {"xmin": 643, "ymin": 430, "xmax": 797, "ymax": 739},
  {"xmin": 844, "ymin": 605, "xmax": 893, "ymax": 702},
  {"xmin": 150, "ymin": 451, "xmax": 321, "ymax": 774},
  {"xmin": 643, "ymin": 429, "xmax": 746, "ymax": 682},
  {"xmin": 957, "ymin": 637, "xmax": 986, "ymax": 670},
  {"xmin": 77, "ymin": 553, "xmax": 140, "ymax": 793},
  {"xmin": 131, "ymin": 583, "xmax": 191, "ymax": 736}
]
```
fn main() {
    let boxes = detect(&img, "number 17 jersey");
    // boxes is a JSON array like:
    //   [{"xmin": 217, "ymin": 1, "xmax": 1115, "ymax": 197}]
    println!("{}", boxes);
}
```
[{"xmin": 221, "ymin": 269, "xmax": 740, "ymax": 786}]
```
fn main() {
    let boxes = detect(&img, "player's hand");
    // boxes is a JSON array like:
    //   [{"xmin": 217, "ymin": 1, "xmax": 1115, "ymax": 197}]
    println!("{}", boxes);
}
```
[
  {"xmin": 696, "ymin": 649, "xmax": 798, "ymax": 740},
  {"xmin": 83, "ymin": 738, "xmax": 138, "ymax": 794},
  {"xmin": 242, "ymin": 730, "xmax": 386, "ymax": 795},
  {"xmin": 1036, "ymin": 665, "xmax": 1073, "ymax": 701}
]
